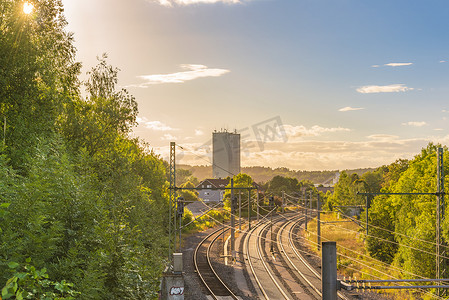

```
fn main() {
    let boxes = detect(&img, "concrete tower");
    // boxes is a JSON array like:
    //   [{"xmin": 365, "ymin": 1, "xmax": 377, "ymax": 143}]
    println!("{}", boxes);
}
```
[{"xmin": 212, "ymin": 130, "xmax": 240, "ymax": 178}]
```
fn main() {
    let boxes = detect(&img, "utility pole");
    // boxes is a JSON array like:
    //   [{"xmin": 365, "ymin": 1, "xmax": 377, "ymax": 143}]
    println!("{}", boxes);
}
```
[
  {"xmin": 282, "ymin": 191, "xmax": 285, "ymax": 213},
  {"xmin": 168, "ymin": 142, "xmax": 176, "ymax": 264},
  {"xmin": 239, "ymin": 191, "xmax": 242, "ymax": 231},
  {"xmin": 177, "ymin": 197, "xmax": 184, "ymax": 252},
  {"xmin": 230, "ymin": 179, "xmax": 235, "ymax": 256},
  {"xmin": 356, "ymin": 148, "xmax": 447, "ymax": 296},
  {"xmin": 269, "ymin": 196, "xmax": 274, "ymax": 253},
  {"xmin": 366, "ymin": 195, "xmax": 370, "ymax": 236},
  {"xmin": 437, "ymin": 147, "xmax": 446, "ymax": 297},
  {"xmin": 304, "ymin": 190, "xmax": 308, "ymax": 231},
  {"xmin": 256, "ymin": 191, "xmax": 259, "ymax": 223},
  {"xmin": 310, "ymin": 190, "xmax": 313, "ymax": 210},
  {"xmin": 317, "ymin": 194, "xmax": 321, "ymax": 251},
  {"xmin": 248, "ymin": 189, "xmax": 251, "ymax": 230}
]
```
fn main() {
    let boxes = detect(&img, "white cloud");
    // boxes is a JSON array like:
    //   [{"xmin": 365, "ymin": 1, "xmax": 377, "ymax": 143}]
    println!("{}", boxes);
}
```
[
  {"xmin": 384, "ymin": 62, "xmax": 413, "ymax": 67},
  {"xmin": 443, "ymin": 109, "xmax": 449, "ymax": 113},
  {"xmin": 150, "ymin": 133, "xmax": 449, "ymax": 171},
  {"xmin": 371, "ymin": 65, "xmax": 380, "ymax": 68},
  {"xmin": 129, "ymin": 64, "xmax": 230, "ymax": 87},
  {"xmin": 151, "ymin": 137, "xmax": 441, "ymax": 171},
  {"xmin": 367, "ymin": 134, "xmax": 399, "ymax": 140},
  {"xmin": 402, "ymin": 121, "xmax": 427, "ymax": 127},
  {"xmin": 440, "ymin": 60, "xmax": 446, "ymax": 63},
  {"xmin": 357, "ymin": 84, "xmax": 414, "ymax": 94},
  {"xmin": 434, "ymin": 128, "xmax": 444, "ymax": 131},
  {"xmin": 152, "ymin": 0, "xmax": 241, "ymax": 6},
  {"xmin": 161, "ymin": 134, "xmax": 178, "ymax": 141},
  {"xmin": 339, "ymin": 107, "xmax": 364, "ymax": 112},
  {"xmin": 137, "ymin": 117, "xmax": 178, "ymax": 131},
  {"xmin": 283, "ymin": 125, "xmax": 351, "ymax": 138},
  {"xmin": 195, "ymin": 129, "xmax": 204, "ymax": 136}
]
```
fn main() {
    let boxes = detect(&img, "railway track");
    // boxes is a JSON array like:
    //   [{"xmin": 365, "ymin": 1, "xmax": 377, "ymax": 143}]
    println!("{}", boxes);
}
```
[
  {"xmin": 194, "ymin": 226, "xmax": 239, "ymax": 300},
  {"xmin": 244, "ymin": 213, "xmax": 352, "ymax": 299},
  {"xmin": 193, "ymin": 211, "xmax": 354, "ymax": 299},
  {"xmin": 244, "ymin": 214, "xmax": 303, "ymax": 299}
]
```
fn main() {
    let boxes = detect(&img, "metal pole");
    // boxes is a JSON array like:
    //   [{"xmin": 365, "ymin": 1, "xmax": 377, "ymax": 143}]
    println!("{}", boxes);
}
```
[
  {"xmin": 257, "ymin": 191, "xmax": 259, "ymax": 223},
  {"xmin": 222, "ymin": 214, "xmax": 225, "ymax": 256},
  {"xmin": 231, "ymin": 179, "xmax": 235, "ymax": 255},
  {"xmin": 248, "ymin": 189, "xmax": 251, "ymax": 230},
  {"xmin": 282, "ymin": 191, "xmax": 285, "ymax": 213},
  {"xmin": 270, "ymin": 207, "xmax": 273, "ymax": 253},
  {"xmin": 322, "ymin": 241, "xmax": 337, "ymax": 300},
  {"xmin": 317, "ymin": 194, "xmax": 321, "ymax": 251},
  {"xmin": 310, "ymin": 190, "xmax": 313, "ymax": 210},
  {"xmin": 305, "ymin": 191, "xmax": 308, "ymax": 231},
  {"xmin": 239, "ymin": 191, "xmax": 242, "ymax": 231},
  {"xmin": 179, "ymin": 210, "xmax": 182, "ymax": 252},
  {"xmin": 169, "ymin": 142, "xmax": 176, "ymax": 264},
  {"xmin": 366, "ymin": 195, "xmax": 369, "ymax": 236},
  {"xmin": 437, "ymin": 147, "xmax": 446, "ymax": 297}
]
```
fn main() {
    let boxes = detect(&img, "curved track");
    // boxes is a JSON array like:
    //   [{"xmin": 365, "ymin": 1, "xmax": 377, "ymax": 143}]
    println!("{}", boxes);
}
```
[
  {"xmin": 194, "ymin": 227, "xmax": 239, "ymax": 300},
  {"xmin": 244, "ymin": 212, "xmax": 352, "ymax": 300}
]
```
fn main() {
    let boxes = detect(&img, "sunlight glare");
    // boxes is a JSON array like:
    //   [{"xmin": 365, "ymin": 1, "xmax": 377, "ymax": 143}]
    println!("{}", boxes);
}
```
[{"xmin": 23, "ymin": 2, "xmax": 33, "ymax": 15}]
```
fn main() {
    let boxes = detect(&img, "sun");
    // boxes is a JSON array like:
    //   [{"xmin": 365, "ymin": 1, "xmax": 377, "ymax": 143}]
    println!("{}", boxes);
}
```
[{"xmin": 23, "ymin": 2, "xmax": 34, "ymax": 15}]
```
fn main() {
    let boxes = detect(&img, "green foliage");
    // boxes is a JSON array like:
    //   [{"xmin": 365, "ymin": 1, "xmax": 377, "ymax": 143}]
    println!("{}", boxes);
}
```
[
  {"xmin": 2, "ymin": 258, "xmax": 79, "ymax": 300},
  {"xmin": 326, "ymin": 171, "xmax": 362, "ymax": 209},
  {"xmin": 0, "ymin": 0, "xmax": 80, "ymax": 172},
  {"xmin": 365, "ymin": 195, "xmax": 398, "ymax": 264},
  {"xmin": 266, "ymin": 175, "xmax": 300, "ymax": 194},
  {"xmin": 361, "ymin": 144, "xmax": 448, "ymax": 279},
  {"xmin": 0, "ymin": 5, "xmax": 170, "ymax": 295},
  {"xmin": 182, "ymin": 208, "xmax": 230, "ymax": 233},
  {"xmin": 223, "ymin": 173, "xmax": 255, "ymax": 209}
]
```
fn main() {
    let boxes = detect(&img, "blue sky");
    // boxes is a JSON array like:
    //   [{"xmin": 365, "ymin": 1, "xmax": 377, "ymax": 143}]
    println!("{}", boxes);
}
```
[{"xmin": 61, "ymin": 0, "xmax": 449, "ymax": 170}]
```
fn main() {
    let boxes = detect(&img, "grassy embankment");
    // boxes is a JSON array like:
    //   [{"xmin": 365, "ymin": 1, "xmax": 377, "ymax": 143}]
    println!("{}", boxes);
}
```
[{"xmin": 305, "ymin": 212, "xmax": 433, "ymax": 300}]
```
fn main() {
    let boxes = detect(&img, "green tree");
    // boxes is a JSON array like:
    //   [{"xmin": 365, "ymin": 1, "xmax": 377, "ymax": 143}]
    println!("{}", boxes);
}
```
[
  {"xmin": 327, "ymin": 171, "xmax": 362, "ymax": 209},
  {"xmin": 223, "ymin": 173, "xmax": 255, "ymax": 209},
  {"xmin": 266, "ymin": 175, "xmax": 300, "ymax": 195},
  {"xmin": 60, "ymin": 54, "xmax": 137, "ymax": 156},
  {"xmin": 0, "ymin": 0, "xmax": 80, "ymax": 171}
]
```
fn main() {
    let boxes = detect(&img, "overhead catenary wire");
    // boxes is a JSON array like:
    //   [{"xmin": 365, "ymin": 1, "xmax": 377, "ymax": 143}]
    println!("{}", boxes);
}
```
[
  {"xmin": 185, "ymin": 178, "xmax": 440, "ymax": 298},
  {"xmin": 271, "ymin": 199, "xmax": 445, "ymax": 286},
  {"xmin": 216, "ymin": 208, "xmax": 442, "ymax": 299},
  {"xmin": 174, "ymin": 144, "xmax": 447, "ymax": 298},
  {"xmin": 283, "ymin": 190, "xmax": 449, "ymax": 253},
  {"xmin": 281, "ymin": 197, "xmax": 449, "ymax": 261}
]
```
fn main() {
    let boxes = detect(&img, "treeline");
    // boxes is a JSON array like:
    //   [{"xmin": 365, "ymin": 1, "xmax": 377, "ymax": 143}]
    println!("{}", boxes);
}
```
[
  {"xmin": 326, "ymin": 143, "xmax": 448, "ymax": 279},
  {"xmin": 179, "ymin": 164, "xmax": 374, "ymax": 184},
  {"xmin": 0, "ymin": 1, "xmax": 168, "ymax": 299}
]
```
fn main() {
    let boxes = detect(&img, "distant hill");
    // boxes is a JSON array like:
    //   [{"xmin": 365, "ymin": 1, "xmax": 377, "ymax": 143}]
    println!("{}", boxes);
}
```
[{"xmin": 178, "ymin": 165, "xmax": 376, "ymax": 185}]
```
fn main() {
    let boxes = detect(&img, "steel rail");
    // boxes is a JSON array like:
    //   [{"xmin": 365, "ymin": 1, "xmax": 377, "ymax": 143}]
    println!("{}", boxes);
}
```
[
  {"xmin": 246, "ymin": 215, "xmax": 293, "ymax": 299},
  {"xmin": 194, "ymin": 226, "xmax": 239, "ymax": 300},
  {"xmin": 277, "ymin": 217, "xmax": 321, "ymax": 299},
  {"xmin": 256, "ymin": 216, "xmax": 293, "ymax": 300},
  {"xmin": 288, "ymin": 219, "xmax": 351, "ymax": 300},
  {"xmin": 245, "ymin": 219, "xmax": 271, "ymax": 300}
]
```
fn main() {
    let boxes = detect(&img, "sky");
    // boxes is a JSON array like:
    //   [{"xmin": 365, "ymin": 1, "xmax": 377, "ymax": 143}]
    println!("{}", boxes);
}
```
[{"xmin": 60, "ymin": 0, "xmax": 449, "ymax": 171}]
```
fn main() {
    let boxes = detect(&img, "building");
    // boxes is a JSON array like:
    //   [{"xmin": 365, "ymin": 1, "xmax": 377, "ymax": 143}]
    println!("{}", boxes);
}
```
[
  {"xmin": 212, "ymin": 130, "xmax": 240, "ymax": 179},
  {"xmin": 196, "ymin": 179, "xmax": 229, "ymax": 202}
]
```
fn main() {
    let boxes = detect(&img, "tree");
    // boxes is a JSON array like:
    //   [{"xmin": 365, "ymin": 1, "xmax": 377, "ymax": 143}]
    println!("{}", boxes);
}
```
[
  {"xmin": 223, "ymin": 173, "xmax": 255, "ymax": 209},
  {"xmin": 266, "ymin": 175, "xmax": 300, "ymax": 195},
  {"xmin": 327, "ymin": 171, "xmax": 362, "ymax": 209},
  {"xmin": 60, "ymin": 54, "xmax": 137, "ymax": 156},
  {"xmin": 0, "ymin": 0, "xmax": 80, "ymax": 171}
]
